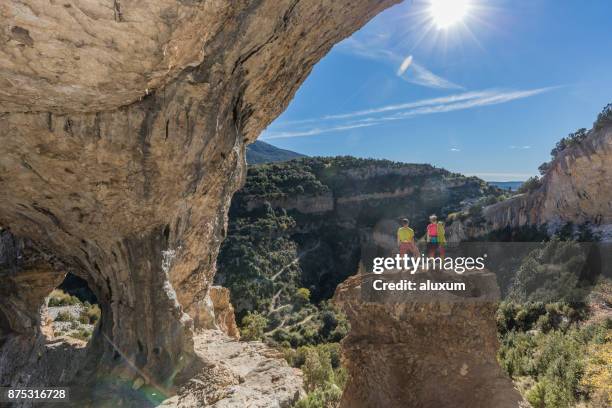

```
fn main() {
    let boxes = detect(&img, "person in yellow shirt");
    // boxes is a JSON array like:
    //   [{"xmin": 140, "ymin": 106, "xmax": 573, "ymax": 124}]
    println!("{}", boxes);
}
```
[{"xmin": 397, "ymin": 218, "xmax": 419, "ymax": 257}]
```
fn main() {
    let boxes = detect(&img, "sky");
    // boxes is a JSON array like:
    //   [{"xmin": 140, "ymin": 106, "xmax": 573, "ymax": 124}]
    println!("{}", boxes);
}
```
[{"xmin": 260, "ymin": 0, "xmax": 612, "ymax": 181}]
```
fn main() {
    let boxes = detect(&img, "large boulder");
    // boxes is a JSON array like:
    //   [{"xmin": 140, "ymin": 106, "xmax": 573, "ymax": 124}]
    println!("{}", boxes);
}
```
[{"xmin": 334, "ymin": 270, "xmax": 524, "ymax": 408}]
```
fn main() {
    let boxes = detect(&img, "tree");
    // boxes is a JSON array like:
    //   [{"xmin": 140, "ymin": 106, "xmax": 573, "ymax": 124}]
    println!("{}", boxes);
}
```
[
  {"xmin": 240, "ymin": 311, "xmax": 268, "ymax": 341},
  {"xmin": 295, "ymin": 287, "xmax": 311, "ymax": 306},
  {"xmin": 518, "ymin": 176, "xmax": 542, "ymax": 194}
]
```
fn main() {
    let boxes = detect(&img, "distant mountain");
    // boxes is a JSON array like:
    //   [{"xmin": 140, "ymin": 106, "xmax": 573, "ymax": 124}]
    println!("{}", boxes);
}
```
[
  {"xmin": 489, "ymin": 181, "xmax": 524, "ymax": 191},
  {"xmin": 246, "ymin": 141, "xmax": 306, "ymax": 165}
]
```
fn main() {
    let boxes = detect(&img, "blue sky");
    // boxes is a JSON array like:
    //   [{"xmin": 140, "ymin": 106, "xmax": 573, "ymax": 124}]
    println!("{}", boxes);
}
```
[{"xmin": 260, "ymin": 0, "xmax": 612, "ymax": 181}]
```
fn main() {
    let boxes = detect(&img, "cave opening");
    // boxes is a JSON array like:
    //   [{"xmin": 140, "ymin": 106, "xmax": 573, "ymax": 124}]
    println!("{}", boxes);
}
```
[{"xmin": 42, "ymin": 272, "xmax": 101, "ymax": 347}]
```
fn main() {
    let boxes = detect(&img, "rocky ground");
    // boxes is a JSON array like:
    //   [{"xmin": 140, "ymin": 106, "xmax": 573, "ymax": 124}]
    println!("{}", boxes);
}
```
[
  {"xmin": 44, "ymin": 304, "xmax": 95, "ymax": 342},
  {"xmin": 161, "ymin": 330, "xmax": 303, "ymax": 407}
]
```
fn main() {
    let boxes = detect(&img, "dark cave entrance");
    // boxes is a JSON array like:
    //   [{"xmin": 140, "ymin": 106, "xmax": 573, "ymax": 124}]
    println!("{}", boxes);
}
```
[{"xmin": 43, "ymin": 272, "xmax": 101, "ymax": 346}]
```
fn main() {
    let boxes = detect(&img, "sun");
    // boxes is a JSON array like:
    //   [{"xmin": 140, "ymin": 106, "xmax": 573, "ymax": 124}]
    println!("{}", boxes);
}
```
[{"xmin": 429, "ymin": 0, "xmax": 471, "ymax": 29}]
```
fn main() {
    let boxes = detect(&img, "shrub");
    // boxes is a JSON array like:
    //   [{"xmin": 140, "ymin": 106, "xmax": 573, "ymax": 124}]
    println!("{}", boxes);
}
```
[
  {"xmin": 594, "ymin": 103, "xmax": 612, "ymax": 129},
  {"xmin": 581, "ymin": 333, "xmax": 612, "ymax": 406},
  {"xmin": 302, "ymin": 347, "xmax": 334, "ymax": 392},
  {"xmin": 295, "ymin": 288, "xmax": 311, "ymax": 306},
  {"xmin": 550, "ymin": 128, "xmax": 588, "ymax": 157},
  {"xmin": 518, "ymin": 176, "xmax": 542, "ymax": 194},
  {"xmin": 81, "ymin": 304, "xmax": 101, "ymax": 324},
  {"xmin": 240, "ymin": 312, "xmax": 268, "ymax": 341},
  {"xmin": 55, "ymin": 311, "xmax": 75, "ymax": 322},
  {"xmin": 293, "ymin": 383, "xmax": 342, "ymax": 408},
  {"xmin": 538, "ymin": 162, "xmax": 551, "ymax": 176},
  {"xmin": 69, "ymin": 328, "xmax": 92, "ymax": 341},
  {"xmin": 48, "ymin": 289, "xmax": 80, "ymax": 307}
]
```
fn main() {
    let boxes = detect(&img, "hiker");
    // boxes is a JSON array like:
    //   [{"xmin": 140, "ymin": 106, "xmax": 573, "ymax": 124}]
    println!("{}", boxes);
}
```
[
  {"xmin": 397, "ymin": 218, "xmax": 419, "ymax": 257},
  {"xmin": 426, "ymin": 214, "xmax": 446, "ymax": 258}
]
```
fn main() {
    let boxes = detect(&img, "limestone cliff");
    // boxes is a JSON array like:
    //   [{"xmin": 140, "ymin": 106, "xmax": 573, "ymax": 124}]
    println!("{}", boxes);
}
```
[
  {"xmin": 0, "ymin": 0, "xmax": 399, "ymax": 404},
  {"xmin": 482, "ymin": 122, "xmax": 612, "ymax": 238}
]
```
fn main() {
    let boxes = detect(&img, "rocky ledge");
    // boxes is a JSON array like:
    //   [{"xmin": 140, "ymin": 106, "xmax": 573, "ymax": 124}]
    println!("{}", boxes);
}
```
[{"xmin": 161, "ymin": 330, "xmax": 303, "ymax": 408}]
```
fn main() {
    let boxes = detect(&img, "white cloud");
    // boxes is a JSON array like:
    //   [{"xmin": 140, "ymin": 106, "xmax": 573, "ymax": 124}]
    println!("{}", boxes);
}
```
[
  {"xmin": 337, "ymin": 38, "xmax": 462, "ymax": 90},
  {"xmin": 510, "ymin": 145, "xmax": 532, "ymax": 150},
  {"xmin": 450, "ymin": 147, "xmax": 461, "ymax": 152},
  {"xmin": 263, "ymin": 87, "xmax": 557, "ymax": 140},
  {"xmin": 400, "ymin": 60, "xmax": 464, "ymax": 90}
]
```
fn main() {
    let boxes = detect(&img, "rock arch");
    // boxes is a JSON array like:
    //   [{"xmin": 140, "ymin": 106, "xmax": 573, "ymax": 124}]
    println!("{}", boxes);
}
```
[{"xmin": 0, "ymin": 0, "xmax": 399, "ymax": 403}]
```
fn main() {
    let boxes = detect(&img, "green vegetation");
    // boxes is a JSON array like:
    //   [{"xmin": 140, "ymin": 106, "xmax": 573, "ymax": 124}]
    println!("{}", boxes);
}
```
[
  {"xmin": 496, "ymin": 233, "xmax": 611, "ymax": 407},
  {"xmin": 241, "ymin": 312, "xmax": 268, "ymax": 341},
  {"xmin": 48, "ymin": 289, "xmax": 100, "ymax": 342},
  {"xmin": 54, "ymin": 311, "xmax": 75, "ymax": 322},
  {"xmin": 594, "ymin": 103, "xmax": 612, "ymax": 130},
  {"xmin": 48, "ymin": 289, "xmax": 80, "ymax": 307},
  {"xmin": 282, "ymin": 343, "xmax": 347, "ymax": 408},
  {"xmin": 79, "ymin": 303, "xmax": 101, "ymax": 325},
  {"xmin": 508, "ymin": 238, "xmax": 590, "ymax": 304},
  {"xmin": 518, "ymin": 176, "xmax": 542, "ymax": 194},
  {"xmin": 498, "ymin": 307, "xmax": 610, "ymax": 408},
  {"xmin": 69, "ymin": 327, "xmax": 93, "ymax": 341},
  {"xmin": 216, "ymin": 155, "xmax": 523, "ymax": 406}
]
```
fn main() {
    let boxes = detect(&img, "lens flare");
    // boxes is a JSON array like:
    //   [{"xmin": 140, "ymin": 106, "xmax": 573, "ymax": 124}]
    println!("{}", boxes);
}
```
[{"xmin": 429, "ymin": 0, "xmax": 471, "ymax": 29}]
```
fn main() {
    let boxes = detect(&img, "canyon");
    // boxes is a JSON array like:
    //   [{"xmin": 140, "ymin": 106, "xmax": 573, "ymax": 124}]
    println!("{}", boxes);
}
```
[{"xmin": 1, "ymin": 1, "xmax": 608, "ymax": 407}]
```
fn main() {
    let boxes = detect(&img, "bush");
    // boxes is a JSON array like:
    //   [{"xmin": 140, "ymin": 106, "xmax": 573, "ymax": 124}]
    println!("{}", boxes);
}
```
[
  {"xmin": 594, "ymin": 103, "xmax": 612, "ymax": 129},
  {"xmin": 295, "ymin": 288, "xmax": 311, "ymax": 306},
  {"xmin": 55, "ymin": 311, "xmax": 75, "ymax": 322},
  {"xmin": 498, "ymin": 318, "xmax": 611, "ymax": 408},
  {"xmin": 581, "ymin": 332, "xmax": 612, "ymax": 406},
  {"xmin": 508, "ymin": 238, "xmax": 588, "ymax": 304},
  {"xmin": 241, "ymin": 312, "xmax": 268, "ymax": 341},
  {"xmin": 48, "ymin": 289, "xmax": 80, "ymax": 307},
  {"xmin": 69, "ymin": 328, "xmax": 92, "ymax": 341},
  {"xmin": 293, "ymin": 382, "xmax": 342, "ymax": 408},
  {"xmin": 518, "ymin": 176, "xmax": 542, "ymax": 194},
  {"xmin": 80, "ymin": 304, "xmax": 101, "ymax": 324},
  {"xmin": 550, "ymin": 128, "xmax": 588, "ymax": 157}
]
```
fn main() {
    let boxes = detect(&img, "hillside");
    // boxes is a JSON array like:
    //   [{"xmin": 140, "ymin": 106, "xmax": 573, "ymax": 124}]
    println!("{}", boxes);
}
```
[
  {"xmin": 246, "ymin": 141, "xmax": 306, "ymax": 164},
  {"xmin": 215, "ymin": 156, "xmax": 497, "ymax": 347}
]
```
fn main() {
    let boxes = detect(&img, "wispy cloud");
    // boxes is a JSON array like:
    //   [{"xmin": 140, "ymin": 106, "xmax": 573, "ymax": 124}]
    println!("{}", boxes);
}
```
[
  {"xmin": 338, "ymin": 38, "xmax": 462, "ymax": 90},
  {"xmin": 397, "ymin": 55, "xmax": 464, "ymax": 90},
  {"xmin": 509, "ymin": 145, "xmax": 532, "ymax": 149},
  {"xmin": 263, "ymin": 87, "xmax": 557, "ymax": 140},
  {"xmin": 450, "ymin": 147, "xmax": 461, "ymax": 152}
]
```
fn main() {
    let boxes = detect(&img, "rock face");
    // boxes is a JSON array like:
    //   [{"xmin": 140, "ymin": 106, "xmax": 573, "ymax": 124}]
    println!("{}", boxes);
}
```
[
  {"xmin": 161, "ymin": 330, "xmax": 303, "ymax": 408},
  {"xmin": 334, "ymin": 271, "xmax": 524, "ymax": 408},
  {"xmin": 209, "ymin": 287, "xmax": 240, "ymax": 340},
  {"xmin": 0, "ymin": 0, "xmax": 399, "ymax": 404},
  {"xmin": 482, "ymin": 123, "xmax": 612, "ymax": 236}
]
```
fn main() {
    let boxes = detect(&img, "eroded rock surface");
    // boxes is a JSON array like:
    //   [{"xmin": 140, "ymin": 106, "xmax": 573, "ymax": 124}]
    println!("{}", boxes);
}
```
[
  {"xmin": 161, "ymin": 330, "xmax": 302, "ymax": 408},
  {"xmin": 0, "ymin": 0, "xmax": 399, "ymax": 404},
  {"xmin": 334, "ymin": 271, "xmax": 524, "ymax": 408},
  {"xmin": 483, "ymin": 123, "xmax": 612, "ymax": 235}
]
